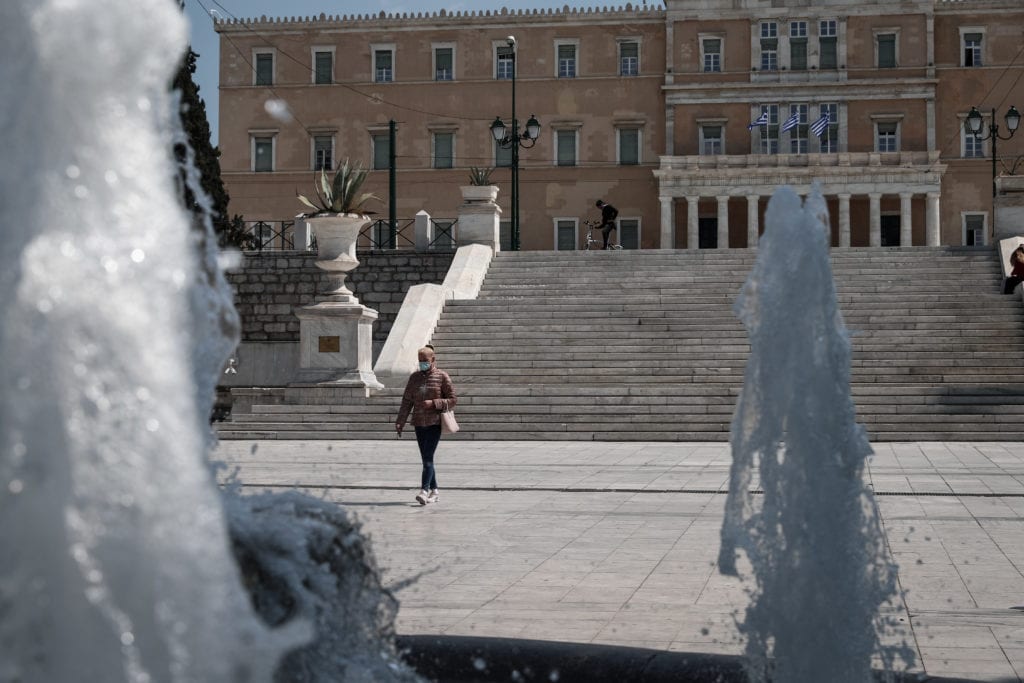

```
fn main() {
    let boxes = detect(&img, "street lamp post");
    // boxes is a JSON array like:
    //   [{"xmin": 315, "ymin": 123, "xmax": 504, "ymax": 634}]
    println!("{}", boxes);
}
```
[
  {"xmin": 490, "ymin": 36, "xmax": 541, "ymax": 251},
  {"xmin": 965, "ymin": 105, "xmax": 1021, "ymax": 199}
]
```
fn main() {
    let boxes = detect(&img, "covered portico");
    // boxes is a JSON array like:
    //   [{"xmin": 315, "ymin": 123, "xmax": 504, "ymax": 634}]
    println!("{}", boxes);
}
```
[{"xmin": 654, "ymin": 151, "xmax": 947, "ymax": 249}]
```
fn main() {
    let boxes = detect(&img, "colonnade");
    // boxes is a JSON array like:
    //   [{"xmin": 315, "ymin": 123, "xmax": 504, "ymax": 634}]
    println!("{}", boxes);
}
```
[{"xmin": 659, "ymin": 191, "xmax": 942, "ymax": 248}]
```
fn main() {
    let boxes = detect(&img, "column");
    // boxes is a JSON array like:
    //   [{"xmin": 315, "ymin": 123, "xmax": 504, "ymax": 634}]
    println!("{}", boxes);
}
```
[
  {"xmin": 838, "ymin": 193, "xmax": 851, "ymax": 248},
  {"xmin": 926, "ymin": 192, "xmax": 941, "ymax": 246},
  {"xmin": 869, "ymin": 193, "xmax": 882, "ymax": 247},
  {"xmin": 660, "ymin": 197, "xmax": 674, "ymax": 249},
  {"xmin": 717, "ymin": 195, "xmax": 729, "ymax": 249},
  {"xmin": 746, "ymin": 195, "xmax": 760, "ymax": 248},
  {"xmin": 899, "ymin": 192, "xmax": 913, "ymax": 247},
  {"xmin": 687, "ymin": 195, "xmax": 699, "ymax": 250}
]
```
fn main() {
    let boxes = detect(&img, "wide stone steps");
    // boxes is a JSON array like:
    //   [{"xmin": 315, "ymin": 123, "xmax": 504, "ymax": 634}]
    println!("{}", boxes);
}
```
[{"xmin": 220, "ymin": 246, "xmax": 1024, "ymax": 442}]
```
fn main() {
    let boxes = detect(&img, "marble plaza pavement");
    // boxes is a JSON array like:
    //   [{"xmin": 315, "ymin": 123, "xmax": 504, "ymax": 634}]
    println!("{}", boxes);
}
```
[{"xmin": 215, "ymin": 439, "xmax": 1024, "ymax": 681}]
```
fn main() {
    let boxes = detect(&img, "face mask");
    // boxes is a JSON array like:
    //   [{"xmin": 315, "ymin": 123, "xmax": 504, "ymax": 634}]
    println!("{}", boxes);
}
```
[{"xmin": 419, "ymin": 361, "xmax": 431, "ymax": 372}]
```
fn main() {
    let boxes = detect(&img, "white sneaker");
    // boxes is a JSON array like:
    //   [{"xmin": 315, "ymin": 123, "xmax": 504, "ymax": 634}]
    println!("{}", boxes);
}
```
[
  {"xmin": 427, "ymin": 489, "xmax": 439, "ymax": 503},
  {"xmin": 415, "ymin": 489, "xmax": 429, "ymax": 505}
]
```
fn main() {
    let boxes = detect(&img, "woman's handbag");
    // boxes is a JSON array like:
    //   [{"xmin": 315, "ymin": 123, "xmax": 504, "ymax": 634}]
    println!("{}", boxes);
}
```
[{"xmin": 440, "ymin": 409, "xmax": 460, "ymax": 435}]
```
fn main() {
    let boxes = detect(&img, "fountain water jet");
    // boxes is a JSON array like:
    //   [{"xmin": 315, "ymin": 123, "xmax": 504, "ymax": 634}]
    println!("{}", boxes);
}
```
[{"xmin": 718, "ymin": 186, "xmax": 915, "ymax": 682}]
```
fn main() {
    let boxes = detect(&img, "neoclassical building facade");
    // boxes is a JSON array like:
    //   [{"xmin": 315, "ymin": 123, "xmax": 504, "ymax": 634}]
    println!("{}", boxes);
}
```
[{"xmin": 215, "ymin": 0, "xmax": 1023, "ymax": 249}]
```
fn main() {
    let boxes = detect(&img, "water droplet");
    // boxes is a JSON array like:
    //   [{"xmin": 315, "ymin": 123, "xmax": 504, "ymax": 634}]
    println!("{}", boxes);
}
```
[
  {"xmin": 71, "ymin": 543, "xmax": 88, "ymax": 563},
  {"xmin": 136, "ymin": 387, "xmax": 151, "ymax": 402},
  {"xmin": 74, "ymin": 185, "xmax": 88, "ymax": 199},
  {"xmin": 65, "ymin": 165, "xmax": 81, "ymax": 179},
  {"xmin": 473, "ymin": 657, "xmax": 486, "ymax": 671},
  {"xmin": 137, "ymin": 97, "xmax": 151, "ymax": 112},
  {"xmin": 73, "ymin": 364, "xmax": 87, "ymax": 377},
  {"xmin": 120, "ymin": 631, "xmax": 134, "ymax": 646},
  {"xmin": 146, "ymin": 419, "xmax": 160, "ymax": 432},
  {"xmin": 37, "ymin": 299, "xmax": 53, "ymax": 313},
  {"xmin": 131, "ymin": 249, "xmax": 145, "ymax": 263},
  {"xmin": 171, "ymin": 270, "xmax": 186, "ymax": 288},
  {"xmin": 16, "ymin": 377, "xmax": 30, "ymax": 390},
  {"xmin": 103, "ymin": 259, "xmax": 118, "ymax": 274},
  {"xmin": 700, "ymin": 627, "xmax": 710, "ymax": 635},
  {"xmin": 549, "ymin": 670, "xmax": 560, "ymax": 682},
  {"xmin": 104, "ymin": 170, "xmax": 119, "ymax": 185},
  {"xmin": 12, "ymin": 443, "xmax": 26, "ymax": 458},
  {"xmin": 88, "ymin": 569, "xmax": 103, "ymax": 583},
  {"xmin": 8, "ymin": 479, "xmax": 24, "ymax": 494}
]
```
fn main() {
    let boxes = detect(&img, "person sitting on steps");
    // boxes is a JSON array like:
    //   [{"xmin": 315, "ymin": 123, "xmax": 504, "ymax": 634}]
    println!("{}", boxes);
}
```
[
  {"xmin": 595, "ymin": 199, "xmax": 618, "ymax": 250},
  {"xmin": 1004, "ymin": 244, "xmax": 1024, "ymax": 295}
]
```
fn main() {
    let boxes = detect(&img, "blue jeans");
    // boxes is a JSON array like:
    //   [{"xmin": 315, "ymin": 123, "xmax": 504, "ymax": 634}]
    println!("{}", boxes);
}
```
[{"xmin": 414, "ymin": 424, "xmax": 442, "ymax": 490}]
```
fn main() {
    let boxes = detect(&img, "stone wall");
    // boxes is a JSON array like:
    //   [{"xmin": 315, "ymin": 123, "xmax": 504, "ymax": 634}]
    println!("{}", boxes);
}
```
[{"xmin": 226, "ymin": 250, "xmax": 456, "ymax": 347}]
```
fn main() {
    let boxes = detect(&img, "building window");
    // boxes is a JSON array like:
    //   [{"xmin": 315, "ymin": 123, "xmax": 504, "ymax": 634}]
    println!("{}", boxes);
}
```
[
  {"xmin": 963, "ymin": 213, "xmax": 986, "ymax": 246},
  {"xmin": 374, "ymin": 48, "xmax": 394, "ymax": 82},
  {"xmin": 618, "ymin": 128, "xmax": 640, "ymax": 165},
  {"xmin": 876, "ymin": 121, "xmax": 899, "ymax": 152},
  {"xmin": 790, "ymin": 21, "xmax": 808, "ymax": 71},
  {"xmin": 700, "ymin": 125, "xmax": 723, "ymax": 155},
  {"xmin": 254, "ymin": 52, "xmax": 274, "ymax": 86},
  {"xmin": 962, "ymin": 31, "xmax": 983, "ymax": 67},
  {"xmin": 433, "ymin": 132, "xmax": 454, "ymax": 169},
  {"xmin": 434, "ymin": 46, "xmax": 454, "ymax": 81},
  {"xmin": 313, "ymin": 135, "xmax": 333, "ymax": 170},
  {"xmin": 555, "ymin": 218, "xmax": 578, "ymax": 250},
  {"xmin": 962, "ymin": 119, "xmax": 985, "ymax": 158},
  {"xmin": 314, "ymin": 50, "xmax": 333, "ymax": 84},
  {"xmin": 618, "ymin": 218, "xmax": 640, "ymax": 249},
  {"xmin": 876, "ymin": 33, "xmax": 897, "ymax": 68},
  {"xmin": 494, "ymin": 140, "xmax": 513, "ymax": 167},
  {"xmin": 557, "ymin": 42, "xmax": 577, "ymax": 78},
  {"xmin": 496, "ymin": 45, "xmax": 514, "ymax": 80},
  {"xmin": 759, "ymin": 104, "xmax": 779, "ymax": 154},
  {"xmin": 372, "ymin": 133, "xmax": 390, "ymax": 170},
  {"xmin": 556, "ymin": 129, "xmax": 578, "ymax": 166},
  {"xmin": 701, "ymin": 37, "xmax": 722, "ymax": 72},
  {"xmin": 788, "ymin": 103, "xmax": 808, "ymax": 153},
  {"xmin": 252, "ymin": 136, "xmax": 274, "ymax": 172},
  {"xmin": 819, "ymin": 20, "xmax": 838, "ymax": 70},
  {"xmin": 619, "ymin": 40, "xmax": 639, "ymax": 76},
  {"xmin": 818, "ymin": 103, "xmax": 839, "ymax": 153},
  {"xmin": 760, "ymin": 22, "xmax": 778, "ymax": 71}
]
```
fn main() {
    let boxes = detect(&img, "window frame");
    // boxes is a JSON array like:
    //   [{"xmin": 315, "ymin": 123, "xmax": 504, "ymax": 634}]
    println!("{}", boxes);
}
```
[
  {"xmin": 370, "ymin": 131, "xmax": 391, "ymax": 170},
  {"xmin": 698, "ymin": 121, "xmax": 726, "ymax": 156},
  {"xmin": 432, "ymin": 42, "xmax": 456, "ymax": 81},
  {"xmin": 618, "ymin": 38, "xmax": 640, "ymax": 76},
  {"xmin": 311, "ymin": 133, "xmax": 335, "ymax": 171},
  {"xmin": 253, "ymin": 49, "xmax": 275, "ymax": 86},
  {"xmin": 553, "ymin": 217, "xmax": 579, "ymax": 251},
  {"xmin": 874, "ymin": 120, "xmax": 900, "ymax": 153},
  {"xmin": 819, "ymin": 19, "xmax": 838, "ymax": 70},
  {"xmin": 960, "ymin": 27, "xmax": 985, "ymax": 68},
  {"xmin": 699, "ymin": 33, "xmax": 724, "ymax": 73},
  {"xmin": 554, "ymin": 128, "xmax": 580, "ymax": 166},
  {"xmin": 874, "ymin": 29, "xmax": 899, "ymax": 69},
  {"xmin": 959, "ymin": 112, "xmax": 987, "ymax": 158},
  {"xmin": 250, "ymin": 131, "xmax": 277, "ymax": 172},
  {"xmin": 371, "ymin": 43, "xmax": 396, "ymax": 83},
  {"xmin": 494, "ymin": 42, "xmax": 515, "ymax": 80},
  {"xmin": 617, "ymin": 126, "xmax": 642, "ymax": 165},
  {"xmin": 759, "ymin": 21, "xmax": 778, "ymax": 72},
  {"xmin": 789, "ymin": 21, "xmax": 808, "ymax": 71},
  {"xmin": 962, "ymin": 212, "xmax": 987, "ymax": 246},
  {"xmin": 788, "ymin": 103, "xmax": 809, "ymax": 154},
  {"xmin": 555, "ymin": 39, "xmax": 579, "ymax": 78},
  {"xmin": 431, "ymin": 130, "xmax": 455, "ymax": 169},
  {"xmin": 817, "ymin": 102, "xmax": 840, "ymax": 154},
  {"xmin": 757, "ymin": 104, "xmax": 779, "ymax": 155},
  {"xmin": 617, "ymin": 217, "xmax": 641, "ymax": 250},
  {"xmin": 311, "ymin": 46, "xmax": 335, "ymax": 85}
]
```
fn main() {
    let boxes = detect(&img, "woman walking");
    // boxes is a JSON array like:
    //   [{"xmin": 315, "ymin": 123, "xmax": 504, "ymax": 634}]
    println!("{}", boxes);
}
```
[{"xmin": 395, "ymin": 347, "xmax": 458, "ymax": 505}]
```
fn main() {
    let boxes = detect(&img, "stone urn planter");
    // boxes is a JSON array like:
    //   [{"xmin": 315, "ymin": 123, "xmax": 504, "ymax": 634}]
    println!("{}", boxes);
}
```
[
  {"xmin": 459, "ymin": 185, "xmax": 500, "ymax": 204},
  {"xmin": 306, "ymin": 213, "xmax": 371, "ymax": 303}
]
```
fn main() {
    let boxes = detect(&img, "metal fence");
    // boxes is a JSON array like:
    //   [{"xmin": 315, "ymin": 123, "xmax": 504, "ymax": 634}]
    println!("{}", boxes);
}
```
[
  {"xmin": 244, "ymin": 217, "xmax": 459, "ymax": 252},
  {"xmin": 244, "ymin": 220, "xmax": 306, "ymax": 252}
]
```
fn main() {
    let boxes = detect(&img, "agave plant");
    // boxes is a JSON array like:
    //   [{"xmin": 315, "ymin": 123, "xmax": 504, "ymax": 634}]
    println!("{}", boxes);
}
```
[
  {"xmin": 467, "ymin": 166, "xmax": 494, "ymax": 186},
  {"xmin": 297, "ymin": 158, "xmax": 379, "ymax": 217}
]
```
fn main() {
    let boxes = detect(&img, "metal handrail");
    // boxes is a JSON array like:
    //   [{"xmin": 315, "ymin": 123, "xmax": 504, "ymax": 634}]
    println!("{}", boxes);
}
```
[
  {"xmin": 360, "ymin": 218, "xmax": 417, "ymax": 250},
  {"xmin": 244, "ymin": 220, "xmax": 301, "ymax": 251}
]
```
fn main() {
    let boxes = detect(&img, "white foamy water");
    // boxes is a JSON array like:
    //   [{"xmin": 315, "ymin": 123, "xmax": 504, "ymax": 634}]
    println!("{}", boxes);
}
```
[
  {"xmin": 718, "ymin": 187, "xmax": 915, "ymax": 682},
  {"xmin": 0, "ymin": 1, "xmax": 303, "ymax": 680}
]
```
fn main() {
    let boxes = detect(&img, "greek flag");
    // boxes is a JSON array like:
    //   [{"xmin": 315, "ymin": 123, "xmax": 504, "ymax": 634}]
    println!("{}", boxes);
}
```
[
  {"xmin": 781, "ymin": 112, "xmax": 801, "ymax": 132},
  {"xmin": 747, "ymin": 111, "xmax": 769, "ymax": 130},
  {"xmin": 810, "ymin": 111, "xmax": 832, "ymax": 137}
]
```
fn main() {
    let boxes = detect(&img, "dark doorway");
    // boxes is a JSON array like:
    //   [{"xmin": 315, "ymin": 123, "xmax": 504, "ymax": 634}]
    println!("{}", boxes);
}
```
[
  {"xmin": 881, "ymin": 215, "xmax": 900, "ymax": 247},
  {"xmin": 698, "ymin": 217, "xmax": 718, "ymax": 249}
]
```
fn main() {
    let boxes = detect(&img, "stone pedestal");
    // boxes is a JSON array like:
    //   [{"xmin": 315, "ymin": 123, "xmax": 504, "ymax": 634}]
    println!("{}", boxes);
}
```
[
  {"xmin": 457, "ymin": 185, "xmax": 501, "ymax": 251},
  {"xmin": 996, "ymin": 176, "xmax": 1024, "ymax": 242}
]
